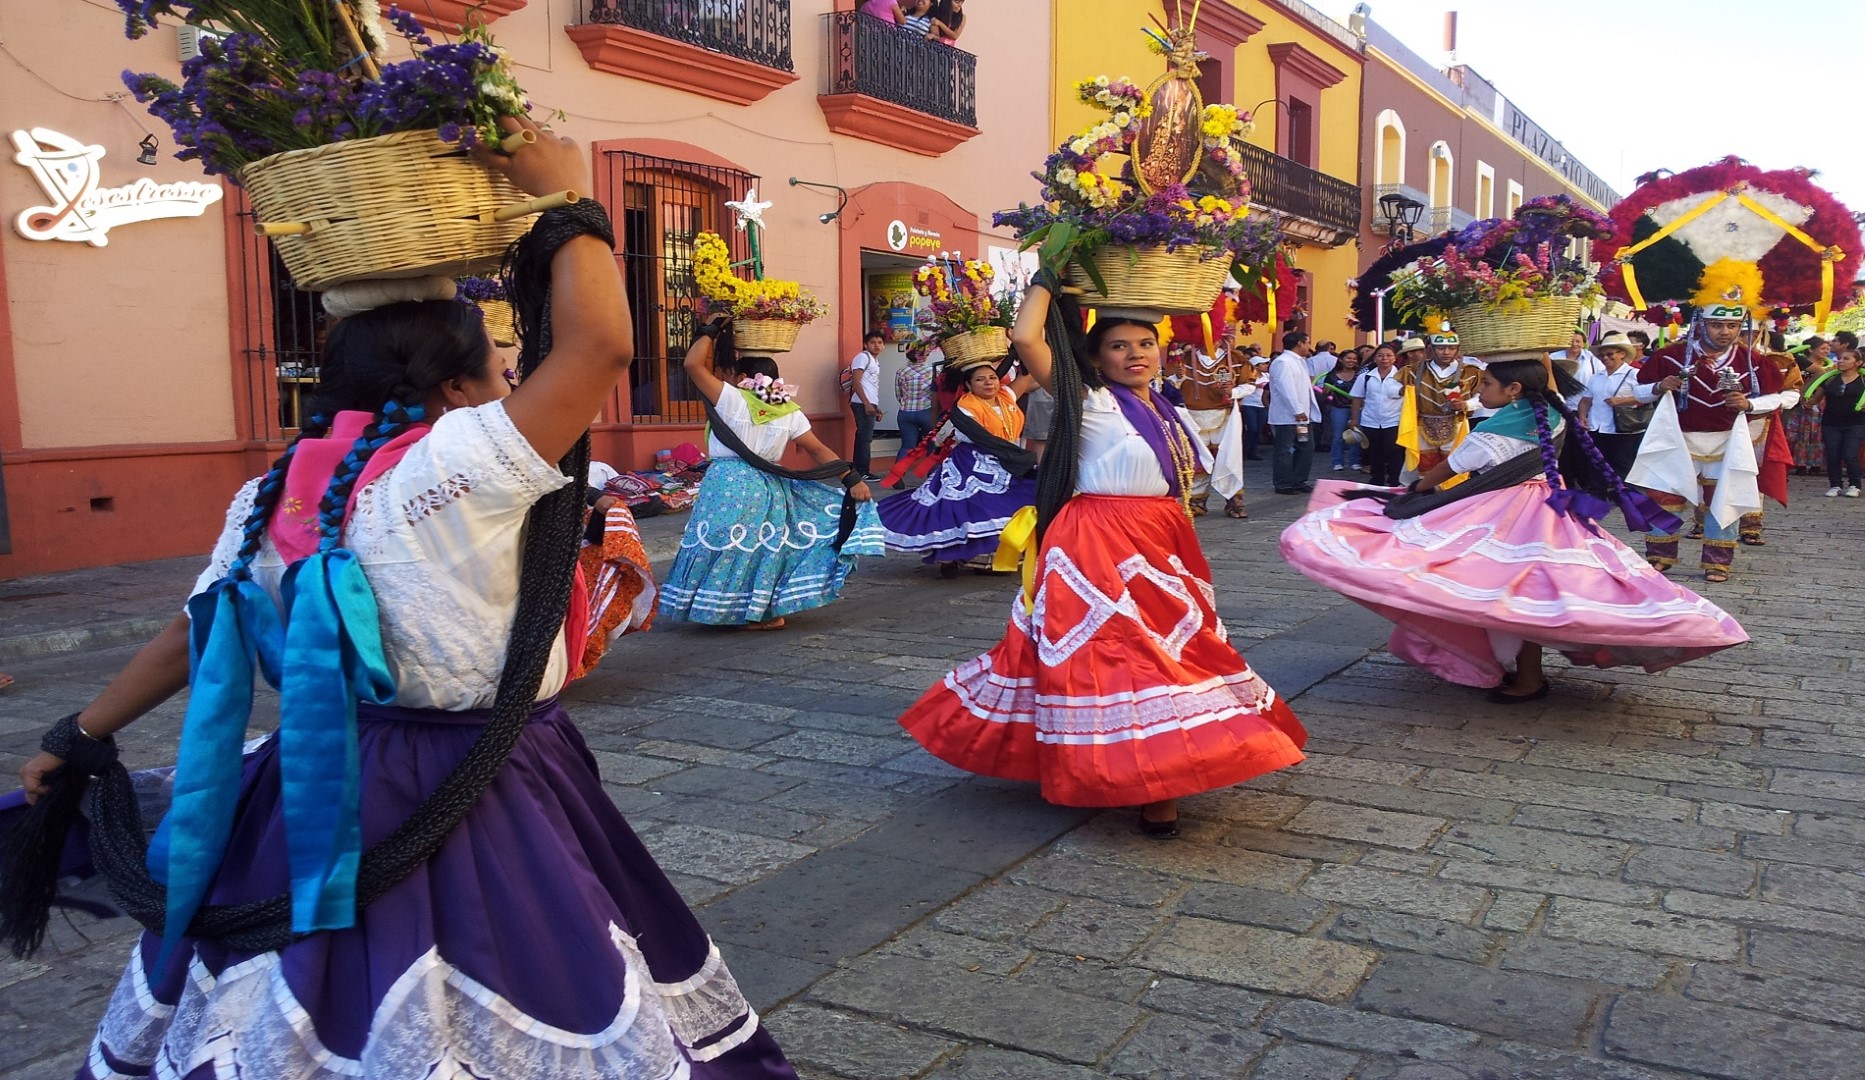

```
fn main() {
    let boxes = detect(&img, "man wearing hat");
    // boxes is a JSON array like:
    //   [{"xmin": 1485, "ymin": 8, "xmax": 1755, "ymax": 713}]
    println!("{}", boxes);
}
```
[
  {"xmin": 1576, "ymin": 331, "xmax": 1647, "ymax": 492},
  {"xmin": 1632, "ymin": 301, "xmax": 1797, "ymax": 582},
  {"xmin": 1397, "ymin": 326, "xmax": 1483, "ymax": 476}
]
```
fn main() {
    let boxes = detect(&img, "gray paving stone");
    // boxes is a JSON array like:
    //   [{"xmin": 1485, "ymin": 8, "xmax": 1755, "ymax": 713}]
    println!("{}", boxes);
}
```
[
  {"xmin": 1790, "ymin": 810, "xmax": 1865, "ymax": 843},
  {"xmin": 1622, "ymin": 845, "xmax": 1757, "ymax": 898},
  {"xmin": 1285, "ymin": 803, "xmax": 1448, "ymax": 850},
  {"xmin": 590, "ymin": 749, "xmax": 686, "ymax": 785},
  {"xmin": 1603, "ymin": 994, "xmax": 1865, "ymax": 1080},
  {"xmin": 1522, "ymin": 742, "xmax": 1765, "ymax": 788},
  {"xmin": 1143, "ymin": 918, "xmax": 1377, "ymax": 1002},
  {"xmin": 811, "ymin": 954, "xmax": 1142, "ymax": 1065},
  {"xmin": 1400, "ymin": 728, "xmax": 1534, "ymax": 762},
  {"xmin": 633, "ymin": 713, "xmax": 787, "ymax": 751},
  {"xmin": 1498, "ymin": 936, "xmax": 1673, "ymax": 989},
  {"xmin": 1738, "ymin": 832, "xmax": 1865, "ymax": 870},
  {"xmin": 1328, "ymin": 910, "xmax": 1495, "ymax": 963},
  {"xmin": 1747, "ymin": 929, "xmax": 1865, "ymax": 987},
  {"xmin": 1139, "ymin": 976, "xmax": 1272, "ymax": 1027},
  {"xmin": 639, "ymin": 794, "xmax": 822, "ymax": 840},
  {"xmin": 1541, "ymin": 897, "xmax": 1740, "ymax": 961},
  {"xmin": 1767, "ymin": 768, "xmax": 1865, "ymax": 801},
  {"xmin": 879, "ymin": 927, "xmax": 1032, "ymax": 976},
  {"xmin": 760, "ymin": 729, "xmax": 914, "ymax": 767},
  {"xmin": 930, "ymin": 883, "xmax": 1068, "ymax": 944},
  {"xmin": 1007, "ymin": 855, "xmax": 1182, "ymax": 908},
  {"xmin": 927, "ymin": 1047, "xmax": 1105, "ymax": 1080},
  {"xmin": 1220, "ymin": 826, "xmax": 1365, "ymax": 864},
  {"xmin": 1056, "ymin": 820, "xmax": 1316, "ymax": 891},
  {"xmin": 1419, "ymin": 771, "xmax": 1695, "ymax": 822},
  {"xmin": 1664, "ymin": 890, "xmax": 1865, "ymax": 942},
  {"xmin": 1015, "ymin": 952, "xmax": 1158, "ymax": 1002},
  {"xmin": 1247, "ymin": 1041, "xmax": 1360, "ymax": 1080},
  {"xmin": 1356, "ymin": 954, "xmax": 1599, "ymax": 1046},
  {"xmin": 1300, "ymin": 864, "xmax": 1490, "ymax": 922},
  {"xmin": 1432, "ymin": 822, "xmax": 1632, "ymax": 875},
  {"xmin": 1107, "ymin": 1012, "xmax": 1270, "ymax": 1079},
  {"xmin": 1481, "ymin": 890, "xmax": 1546, "ymax": 932},
  {"xmin": 847, "ymin": 782, "xmax": 1093, "ymax": 876},
  {"xmin": 1176, "ymin": 788, "xmax": 1305, "ymax": 827},
  {"xmin": 1286, "ymin": 775, "xmax": 1517, "ymax": 825},
  {"xmin": 1685, "ymin": 963, "xmax": 1865, "ymax": 1030},
  {"xmin": 651, "ymin": 764, "xmax": 802, "ymax": 802},
  {"xmin": 1438, "ymin": 862, "xmax": 1660, "ymax": 905},
  {"xmin": 766, "ymin": 1004, "xmax": 959, "ymax": 1079},
  {"xmin": 1290, "ymin": 753, "xmax": 1424, "ymax": 786},
  {"xmin": 1759, "ymin": 862, "xmax": 1865, "ymax": 918},
  {"xmin": 1176, "ymin": 883, "xmax": 1332, "ymax": 934},
  {"xmin": 641, "ymin": 824, "xmax": 814, "ymax": 886},
  {"xmin": 1511, "ymin": 805, "xmax": 1739, "ymax": 852},
  {"xmin": 1263, "ymin": 999, "xmax": 1481, "ymax": 1060},
  {"xmin": 1023, "ymin": 898, "xmax": 1167, "ymax": 963}
]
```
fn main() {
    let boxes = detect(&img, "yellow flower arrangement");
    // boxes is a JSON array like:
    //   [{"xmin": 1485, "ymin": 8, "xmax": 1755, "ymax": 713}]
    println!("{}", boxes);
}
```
[{"xmin": 694, "ymin": 231, "xmax": 827, "ymax": 323}]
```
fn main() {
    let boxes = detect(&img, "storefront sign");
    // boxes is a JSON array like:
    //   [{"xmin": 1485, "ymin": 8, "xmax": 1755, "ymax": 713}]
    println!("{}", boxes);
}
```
[
  {"xmin": 884, "ymin": 218, "xmax": 945, "ymax": 253},
  {"xmin": 886, "ymin": 219, "xmax": 910, "ymax": 251},
  {"xmin": 11, "ymin": 127, "xmax": 223, "ymax": 247}
]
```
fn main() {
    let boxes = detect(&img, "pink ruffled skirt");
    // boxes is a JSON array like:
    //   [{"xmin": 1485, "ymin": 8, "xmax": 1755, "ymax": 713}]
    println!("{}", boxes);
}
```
[{"xmin": 1280, "ymin": 480, "xmax": 1748, "ymax": 688}]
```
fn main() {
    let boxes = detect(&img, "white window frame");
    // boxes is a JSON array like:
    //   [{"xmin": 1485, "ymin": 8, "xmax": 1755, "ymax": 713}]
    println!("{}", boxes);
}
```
[
  {"xmin": 1505, "ymin": 178, "xmax": 1524, "ymax": 217},
  {"xmin": 1427, "ymin": 141, "xmax": 1454, "ymax": 209},
  {"xmin": 1374, "ymin": 108, "xmax": 1406, "ymax": 186},
  {"xmin": 1475, "ymin": 160, "xmax": 1495, "ymax": 219}
]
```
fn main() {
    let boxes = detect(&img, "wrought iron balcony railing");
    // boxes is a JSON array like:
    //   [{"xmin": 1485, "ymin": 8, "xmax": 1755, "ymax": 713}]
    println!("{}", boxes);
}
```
[
  {"xmin": 824, "ymin": 11, "xmax": 977, "ymax": 128},
  {"xmin": 1234, "ymin": 141, "xmax": 1362, "ymax": 244},
  {"xmin": 1427, "ymin": 204, "xmax": 1478, "ymax": 235},
  {"xmin": 1371, "ymin": 182, "xmax": 1431, "ymax": 236},
  {"xmin": 582, "ymin": 0, "xmax": 794, "ymax": 72}
]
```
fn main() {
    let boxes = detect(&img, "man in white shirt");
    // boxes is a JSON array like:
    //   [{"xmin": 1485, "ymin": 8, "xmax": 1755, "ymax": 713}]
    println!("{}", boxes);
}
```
[
  {"xmin": 1306, "ymin": 340, "xmax": 1338, "ymax": 380},
  {"xmin": 847, "ymin": 330, "xmax": 884, "ymax": 479},
  {"xmin": 1268, "ymin": 330, "xmax": 1321, "ymax": 493}
]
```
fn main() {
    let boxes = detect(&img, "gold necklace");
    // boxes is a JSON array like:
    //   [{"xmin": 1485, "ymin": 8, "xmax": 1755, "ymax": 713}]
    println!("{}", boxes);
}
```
[{"xmin": 1163, "ymin": 414, "xmax": 1197, "ymax": 519}]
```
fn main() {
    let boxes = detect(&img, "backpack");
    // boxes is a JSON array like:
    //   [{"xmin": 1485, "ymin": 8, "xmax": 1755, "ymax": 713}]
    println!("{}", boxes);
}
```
[{"xmin": 839, "ymin": 365, "xmax": 855, "ymax": 394}]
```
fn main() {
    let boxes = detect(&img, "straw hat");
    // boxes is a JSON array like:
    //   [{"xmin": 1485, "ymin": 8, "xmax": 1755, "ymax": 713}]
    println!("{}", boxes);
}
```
[{"xmin": 1593, "ymin": 331, "xmax": 1635, "ymax": 356}]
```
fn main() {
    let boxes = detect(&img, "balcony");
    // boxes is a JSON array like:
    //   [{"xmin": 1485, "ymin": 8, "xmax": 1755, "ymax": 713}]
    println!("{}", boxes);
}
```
[
  {"xmin": 569, "ymin": 0, "xmax": 798, "ymax": 106},
  {"xmin": 1371, "ymin": 182, "xmax": 1430, "ymax": 236},
  {"xmin": 1234, "ymin": 142, "xmax": 1361, "ymax": 246},
  {"xmin": 1426, "ymin": 205, "xmax": 1478, "ymax": 236},
  {"xmin": 817, "ymin": 11, "xmax": 980, "ymax": 157}
]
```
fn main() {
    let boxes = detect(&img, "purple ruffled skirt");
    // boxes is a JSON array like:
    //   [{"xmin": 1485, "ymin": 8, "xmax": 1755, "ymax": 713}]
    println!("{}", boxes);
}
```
[
  {"xmin": 71, "ymin": 700, "xmax": 796, "ymax": 1079},
  {"xmin": 876, "ymin": 443, "xmax": 1035, "ymax": 564}
]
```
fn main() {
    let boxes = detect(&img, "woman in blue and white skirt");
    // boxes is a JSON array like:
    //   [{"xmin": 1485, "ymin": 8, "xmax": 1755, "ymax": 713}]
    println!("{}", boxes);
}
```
[{"xmin": 658, "ymin": 318, "xmax": 884, "ymax": 630}]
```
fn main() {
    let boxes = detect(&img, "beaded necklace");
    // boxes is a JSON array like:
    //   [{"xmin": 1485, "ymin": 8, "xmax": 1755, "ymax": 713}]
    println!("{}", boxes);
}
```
[{"xmin": 1164, "ymin": 418, "xmax": 1197, "ymax": 519}]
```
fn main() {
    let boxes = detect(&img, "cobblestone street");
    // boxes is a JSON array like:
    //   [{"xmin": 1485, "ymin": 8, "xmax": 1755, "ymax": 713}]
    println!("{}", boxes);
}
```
[{"xmin": 3, "ymin": 469, "xmax": 1863, "ymax": 1079}]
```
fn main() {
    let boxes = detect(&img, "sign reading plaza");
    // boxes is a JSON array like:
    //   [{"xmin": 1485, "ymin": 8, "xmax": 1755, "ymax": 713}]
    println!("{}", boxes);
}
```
[{"xmin": 10, "ymin": 127, "xmax": 223, "ymax": 247}]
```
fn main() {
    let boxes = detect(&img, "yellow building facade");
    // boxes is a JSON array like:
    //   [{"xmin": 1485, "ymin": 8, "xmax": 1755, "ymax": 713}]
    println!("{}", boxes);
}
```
[{"xmin": 1050, "ymin": 0, "xmax": 1366, "ymax": 349}]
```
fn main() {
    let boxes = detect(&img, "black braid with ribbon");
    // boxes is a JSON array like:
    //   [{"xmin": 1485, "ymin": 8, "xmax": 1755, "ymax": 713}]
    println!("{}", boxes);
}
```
[{"xmin": 2, "ymin": 203, "xmax": 613, "ymax": 957}]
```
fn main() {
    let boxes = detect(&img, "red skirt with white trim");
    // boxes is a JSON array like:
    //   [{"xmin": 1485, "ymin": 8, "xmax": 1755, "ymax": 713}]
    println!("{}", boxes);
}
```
[{"xmin": 899, "ymin": 495, "xmax": 1307, "ymax": 807}]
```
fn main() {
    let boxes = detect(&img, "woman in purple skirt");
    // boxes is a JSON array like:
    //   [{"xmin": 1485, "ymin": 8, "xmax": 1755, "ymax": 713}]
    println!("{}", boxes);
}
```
[
  {"xmin": 6, "ymin": 120, "xmax": 795, "ymax": 1079},
  {"xmin": 876, "ymin": 355, "xmax": 1039, "ymax": 577}
]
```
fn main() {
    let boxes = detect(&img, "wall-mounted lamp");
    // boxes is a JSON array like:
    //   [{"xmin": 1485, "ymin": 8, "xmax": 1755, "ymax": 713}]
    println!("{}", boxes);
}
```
[
  {"xmin": 1377, "ymin": 191, "xmax": 1425, "ymax": 245},
  {"xmin": 108, "ymin": 93, "xmax": 159, "ymax": 168},
  {"xmin": 788, "ymin": 177, "xmax": 849, "ymax": 224}
]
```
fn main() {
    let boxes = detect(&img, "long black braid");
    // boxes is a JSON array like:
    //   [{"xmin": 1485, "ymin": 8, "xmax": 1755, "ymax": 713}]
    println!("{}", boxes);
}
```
[
  {"xmin": 1032, "ymin": 290, "xmax": 1142, "ymax": 542},
  {"xmin": 4, "ymin": 205, "xmax": 613, "ymax": 956}
]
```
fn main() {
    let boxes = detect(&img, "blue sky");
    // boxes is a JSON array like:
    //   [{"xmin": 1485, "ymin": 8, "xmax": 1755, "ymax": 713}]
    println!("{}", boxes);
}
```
[{"xmin": 1324, "ymin": 0, "xmax": 1865, "ymax": 212}]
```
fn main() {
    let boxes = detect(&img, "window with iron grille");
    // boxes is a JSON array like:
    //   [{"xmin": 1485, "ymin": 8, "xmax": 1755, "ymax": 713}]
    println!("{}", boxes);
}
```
[
  {"xmin": 233, "ymin": 202, "xmax": 327, "ymax": 442},
  {"xmin": 602, "ymin": 149, "xmax": 758, "ymax": 426}
]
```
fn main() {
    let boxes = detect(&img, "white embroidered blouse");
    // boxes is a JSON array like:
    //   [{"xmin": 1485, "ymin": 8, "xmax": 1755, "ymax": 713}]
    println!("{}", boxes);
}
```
[
  {"xmin": 192, "ymin": 401, "xmax": 574, "ymax": 711},
  {"xmin": 1077, "ymin": 388, "xmax": 1172, "ymax": 497},
  {"xmin": 706, "ymin": 387, "xmax": 811, "ymax": 463}
]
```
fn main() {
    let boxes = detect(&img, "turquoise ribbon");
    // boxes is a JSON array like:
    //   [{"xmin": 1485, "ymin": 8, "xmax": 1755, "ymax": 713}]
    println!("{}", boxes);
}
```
[
  {"xmin": 278, "ymin": 549, "xmax": 396, "ymax": 933},
  {"xmin": 152, "ymin": 578, "xmax": 284, "ymax": 962}
]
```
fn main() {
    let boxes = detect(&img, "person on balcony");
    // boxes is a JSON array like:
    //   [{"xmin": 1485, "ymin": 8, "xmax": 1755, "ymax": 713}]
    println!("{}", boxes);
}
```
[{"xmin": 927, "ymin": 0, "xmax": 966, "ymax": 44}]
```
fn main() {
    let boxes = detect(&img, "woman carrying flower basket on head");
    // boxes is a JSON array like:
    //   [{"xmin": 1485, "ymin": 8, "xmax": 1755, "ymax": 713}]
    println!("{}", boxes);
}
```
[
  {"xmin": 658, "ymin": 321, "xmax": 884, "ymax": 631},
  {"xmin": 897, "ymin": 280, "xmax": 1306, "ymax": 837},
  {"xmin": 877, "ymin": 352, "xmax": 1039, "ymax": 576},
  {"xmin": 1282, "ymin": 354, "xmax": 1746, "ymax": 704},
  {"xmin": 7, "ymin": 112, "xmax": 799, "ymax": 1077}
]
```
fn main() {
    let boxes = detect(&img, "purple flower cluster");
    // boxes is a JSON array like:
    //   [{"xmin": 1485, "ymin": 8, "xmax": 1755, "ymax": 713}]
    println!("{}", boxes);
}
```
[
  {"xmin": 455, "ymin": 276, "xmax": 506, "ymax": 302},
  {"xmin": 361, "ymin": 42, "xmax": 501, "ymax": 150}
]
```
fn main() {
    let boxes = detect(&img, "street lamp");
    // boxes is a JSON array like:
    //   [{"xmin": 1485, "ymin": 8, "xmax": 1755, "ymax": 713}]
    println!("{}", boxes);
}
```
[
  {"xmin": 788, "ymin": 177, "xmax": 849, "ymax": 225},
  {"xmin": 1377, "ymin": 192, "xmax": 1425, "ymax": 246}
]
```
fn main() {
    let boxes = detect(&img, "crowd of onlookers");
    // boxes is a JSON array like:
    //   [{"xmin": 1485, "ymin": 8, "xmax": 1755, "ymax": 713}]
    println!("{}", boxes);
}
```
[{"xmin": 858, "ymin": 0, "xmax": 967, "ymax": 45}]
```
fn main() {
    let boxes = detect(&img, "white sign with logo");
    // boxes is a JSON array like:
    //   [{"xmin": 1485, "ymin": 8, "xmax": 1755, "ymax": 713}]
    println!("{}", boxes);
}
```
[
  {"xmin": 886, "ymin": 219, "xmax": 909, "ymax": 252},
  {"xmin": 11, "ymin": 127, "xmax": 223, "ymax": 247}
]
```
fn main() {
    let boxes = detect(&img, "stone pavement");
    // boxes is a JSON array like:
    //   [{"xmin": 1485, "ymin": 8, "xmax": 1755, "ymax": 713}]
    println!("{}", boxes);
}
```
[{"xmin": 3, "ymin": 464, "xmax": 1865, "ymax": 1079}]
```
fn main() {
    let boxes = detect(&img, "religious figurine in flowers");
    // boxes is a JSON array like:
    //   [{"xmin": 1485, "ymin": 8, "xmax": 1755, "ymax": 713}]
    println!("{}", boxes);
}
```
[{"xmin": 658, "ymin": 315, "xmax": 884, "ymax": 631}]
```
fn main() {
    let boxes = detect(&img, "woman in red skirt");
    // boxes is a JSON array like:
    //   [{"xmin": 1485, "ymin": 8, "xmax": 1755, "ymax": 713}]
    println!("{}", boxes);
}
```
[{"xmin": 898, "ymin": 280, "xmax": 1307, "ymax": 837}]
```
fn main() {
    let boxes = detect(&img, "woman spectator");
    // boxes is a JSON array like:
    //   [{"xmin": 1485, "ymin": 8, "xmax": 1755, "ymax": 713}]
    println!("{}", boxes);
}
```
[
  {"xmin": 898, "ymin": 0, "xmax": 934, "ymax": 35},
  {"xmin": 1806, "ymin": 348, "xmax": 1865, "ymax": 497},
  {"xmin": 927, "ymin": 0, "xmax": 966, "ymax": 43},
  {"xmin": 1317, "ymin": 350, "xmax": 1363, "ymax": 472},
  {"xmin": 1348, "ymin": 343, "xmax": 1405, "ymax": 486},
  {"xmin": 858, "ymin": 0, "xmax": 906, "ymax": 24}
]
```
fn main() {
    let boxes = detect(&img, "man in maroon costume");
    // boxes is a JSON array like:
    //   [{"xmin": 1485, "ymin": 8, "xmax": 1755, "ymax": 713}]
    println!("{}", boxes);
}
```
[{"xmin": 1633, "ymin": 302, "xmax": 1797, "ymax": 581}]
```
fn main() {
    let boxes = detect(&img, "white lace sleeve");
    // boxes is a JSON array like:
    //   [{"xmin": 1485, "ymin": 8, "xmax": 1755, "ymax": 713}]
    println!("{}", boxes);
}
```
[
  {"xmin": 1446, "ymin": 431, "xmax": 1539, "ymax": 475},
  {"xmin": 190, "ymin": 477, "xmax": 263, "ymax": 601}
]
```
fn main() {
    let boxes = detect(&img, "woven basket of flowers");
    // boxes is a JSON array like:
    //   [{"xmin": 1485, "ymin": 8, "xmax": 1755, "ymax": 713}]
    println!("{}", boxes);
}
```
[
  {"xmin": 994, "ymin": 24, "xmax": 1283, "ymax": 319},
  {"xmin": 119, "ymin": 3, "xmax": 563, "ymax": 293},
  {"xmin": 1449, "ymin": 296, "xmax": 1585, "ymax": 355},
  {"xmin": 912, "ymin": 258, "xmax": 1013, "ymax": 364},
  {"xmin": 694, "ymin": 231, "xmax": 826, "ymax": 356}
]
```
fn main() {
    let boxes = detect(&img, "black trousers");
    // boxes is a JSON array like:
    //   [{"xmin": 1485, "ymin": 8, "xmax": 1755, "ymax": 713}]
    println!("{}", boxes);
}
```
[{"xmin": 1363, "ymin": 425, "xmax": 1401, "ymax": 486}]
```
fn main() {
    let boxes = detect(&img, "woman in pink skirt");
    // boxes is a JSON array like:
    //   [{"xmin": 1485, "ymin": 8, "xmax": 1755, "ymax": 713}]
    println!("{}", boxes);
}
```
[{"xmin": 1281, "ymin": 356, "xmax": 1747, "ymax": 702}]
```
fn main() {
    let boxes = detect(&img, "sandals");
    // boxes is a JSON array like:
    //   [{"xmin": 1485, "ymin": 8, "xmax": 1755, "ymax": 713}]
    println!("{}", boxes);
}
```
[
  {"xmin": 1225, "ymin": 497, "xmax": 1249, "ymax": 519},
  {"xmin": 740, "ymin": 617, "xmax": 787, "ymax": 632},
  {"xmin": 1704, "ymin": 568, "xmax": 1730, "ymax": 584},
  {"xmin": 1486, "ymin": 682, "xmax": 1549, "ymax": 705},
  {"xmin": 1138, "ymin": 814, "xmax": 1181, "ymax": 839},
  {"xmin": 1739, "ymin": 537, "xmax": 1766, "ymax": 547},
  {"xmin": 1188, "ymin": 496, "xmax": 1209, "ymax": 517}
]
